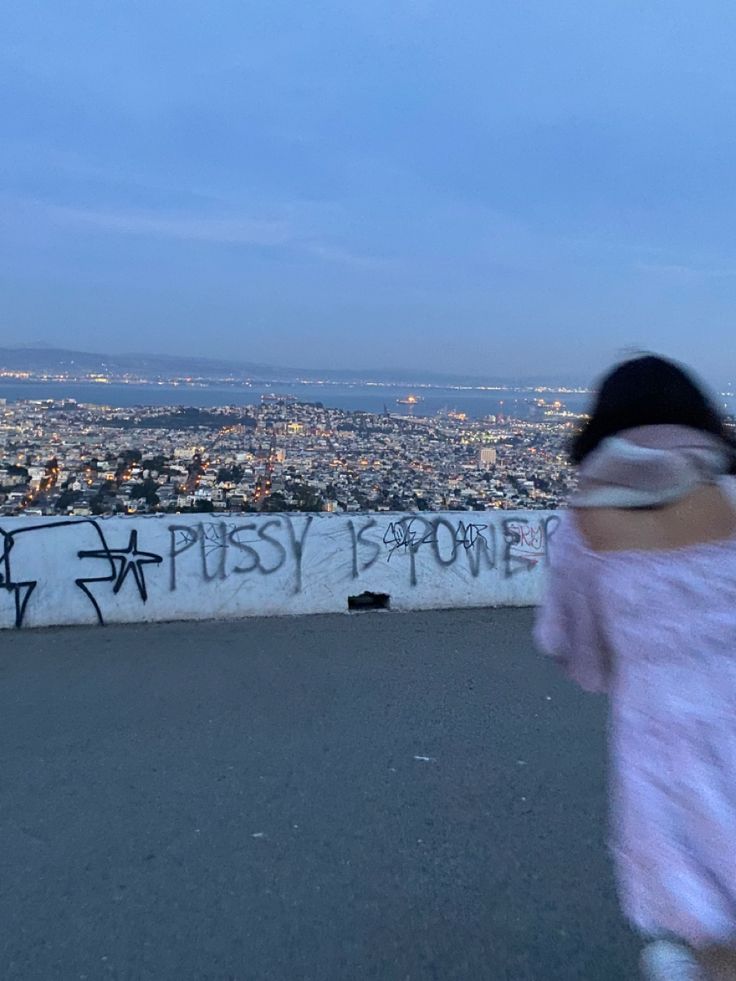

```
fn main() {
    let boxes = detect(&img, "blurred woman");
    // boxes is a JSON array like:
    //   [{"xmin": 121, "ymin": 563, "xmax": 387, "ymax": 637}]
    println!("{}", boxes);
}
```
[{"xmin": 535, "ymin": 355, "xmax": 736, "ymax": 981}]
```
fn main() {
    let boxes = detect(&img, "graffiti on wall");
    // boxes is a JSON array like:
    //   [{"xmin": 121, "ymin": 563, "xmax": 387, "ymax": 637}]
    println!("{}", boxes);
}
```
[
  {"xmin": 1, "ymin": 511, "xmax": 561, "ymax": 628},
  {"xmin": 168, "ymin": 516, "xmax": 313, "ymax": 594},
  {"xmin": 166, "ymin": 514, "xmax": 559, "ymax": 593},
  {"xmin": 344, "ymin": 514, "xmax": 560, "ymax": 587},
  {"xmin": 378, "ymin": 516, "xmax": 496, "ymax": 586},
  {"xmin": 503, "ymin": 516, "xmax": 560, "ymax": 578},
  {"xmin": 0, "ymin": 519, "xmax": 163, "ymax": 628}
]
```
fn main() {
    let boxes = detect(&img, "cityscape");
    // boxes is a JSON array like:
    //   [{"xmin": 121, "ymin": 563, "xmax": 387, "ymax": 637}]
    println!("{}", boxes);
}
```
[{"xmin": 0, "ymin": 390, "xmax": 579, "ymax": 518}]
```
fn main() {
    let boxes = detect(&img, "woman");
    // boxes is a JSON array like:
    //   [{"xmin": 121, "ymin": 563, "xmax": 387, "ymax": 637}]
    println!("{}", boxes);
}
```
[{"xmin": 535, "ymin": 355, "xmax": 736, "ymax": 981}]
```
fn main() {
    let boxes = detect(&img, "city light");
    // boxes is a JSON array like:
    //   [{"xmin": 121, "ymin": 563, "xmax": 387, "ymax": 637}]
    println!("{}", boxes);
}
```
[{"xmin": 0, "ymin": 394, "xmax": 586, "ymax": 516}]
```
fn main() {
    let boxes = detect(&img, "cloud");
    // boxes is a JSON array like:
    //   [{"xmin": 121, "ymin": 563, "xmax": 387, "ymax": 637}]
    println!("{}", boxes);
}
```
[
  {"xmin": 45, "ymin": 204, "xmax": 291, "ymax": 247},
  {"xmin": 302, "ymin": 241, "xmax": 390, "ymax": 269},
  {"xmin": 6, "ymin": 197, "xmax": 390, "ymax": 268},
  {"xmin": 636, "ymin": 260, "xmax": 736, "ymax": 280}
]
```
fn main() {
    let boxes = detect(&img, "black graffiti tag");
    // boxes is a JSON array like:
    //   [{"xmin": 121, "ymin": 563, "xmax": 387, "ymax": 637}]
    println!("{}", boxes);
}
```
[
  {"xmin": 347, "ymin": 518, "xmax": 382, "ymax": 578},
  {"xmin": 168, "ymin": 516, "xmax": 313, "ymax": 594},
  {"xmin": 0, "ymin": 519, "xmax": 162, "ymax": 628},
  {"xmin": 378, "ymin": 516, "xmax": 496, "ymax": 586}
]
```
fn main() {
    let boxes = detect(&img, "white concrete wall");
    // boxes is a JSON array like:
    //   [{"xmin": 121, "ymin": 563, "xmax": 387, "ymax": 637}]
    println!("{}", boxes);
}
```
[{"xmin": 0, "ymin": 510, "xmax": 561, "ymax": 629}]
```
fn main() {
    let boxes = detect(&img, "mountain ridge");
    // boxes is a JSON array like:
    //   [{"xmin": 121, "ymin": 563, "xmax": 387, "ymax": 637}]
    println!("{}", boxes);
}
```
[{"xmin": 0, "ymin": 345, "xmax": 586, "ymax": 388}]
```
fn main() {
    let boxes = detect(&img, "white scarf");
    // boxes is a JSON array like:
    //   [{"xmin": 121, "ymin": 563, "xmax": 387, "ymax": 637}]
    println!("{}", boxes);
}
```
[{"xmin": 572, "ymin": 424, "xmax": 734, "ymax": 509}]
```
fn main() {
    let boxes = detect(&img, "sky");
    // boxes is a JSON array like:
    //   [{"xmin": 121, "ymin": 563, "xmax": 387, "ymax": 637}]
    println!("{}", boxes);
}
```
[{"xmin": 2, "ymin": 1, "xmax": 736, "ymax": 384}]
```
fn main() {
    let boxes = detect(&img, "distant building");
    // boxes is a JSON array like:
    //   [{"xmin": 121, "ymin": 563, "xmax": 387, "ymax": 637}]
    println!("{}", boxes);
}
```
[{"xmin": 478, "ymin": 446, "xmax": 497, "ymax": 467}]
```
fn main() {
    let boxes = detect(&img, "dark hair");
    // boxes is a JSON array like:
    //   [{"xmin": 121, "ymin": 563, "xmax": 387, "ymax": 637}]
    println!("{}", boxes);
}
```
[{"xmin": 571, "ymin": 355, "xmax": 736, "ymax": 467}]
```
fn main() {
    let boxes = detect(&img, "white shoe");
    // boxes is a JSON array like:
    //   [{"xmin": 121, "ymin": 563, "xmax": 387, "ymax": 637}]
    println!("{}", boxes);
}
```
[{"xmin": 640, "ymin": 940, "xmax": 703, "ymax": 980}]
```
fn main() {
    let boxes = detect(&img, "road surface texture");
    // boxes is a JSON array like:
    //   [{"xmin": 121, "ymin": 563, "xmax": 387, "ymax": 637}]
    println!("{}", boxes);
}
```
[{"xmin": 1, "ymin": 609, "xmax": 638, "ymax": 980}]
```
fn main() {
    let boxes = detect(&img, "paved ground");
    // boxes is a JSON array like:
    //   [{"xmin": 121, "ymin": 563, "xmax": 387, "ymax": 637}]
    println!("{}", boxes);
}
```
[{"xmin": 0, "ymin": 609, "xmax": 638, "ymax": 980}]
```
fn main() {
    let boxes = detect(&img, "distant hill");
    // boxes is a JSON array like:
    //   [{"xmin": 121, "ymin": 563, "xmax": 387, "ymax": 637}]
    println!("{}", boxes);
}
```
[
  {"xmin": 0, "ymin": 345, "xmax": 585, "ymax": 389},
  {"xmin": 0, "ymin": 346, "xmax": 275, "ymax": 378}
]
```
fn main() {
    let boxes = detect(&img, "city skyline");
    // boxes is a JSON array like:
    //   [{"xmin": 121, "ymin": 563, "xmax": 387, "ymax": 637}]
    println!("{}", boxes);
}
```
[
  {"xmin": 0, "ymin": 393, "xmax": 577, "ymax": 520},
  {"xmin": 4, "ymin": 2, "xmax": 736, "ymax": 380}
]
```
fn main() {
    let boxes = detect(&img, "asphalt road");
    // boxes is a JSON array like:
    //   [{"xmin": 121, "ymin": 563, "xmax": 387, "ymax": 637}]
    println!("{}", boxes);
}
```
[{"xmin": 0, "ymin": 609, "xmax": 638, "ymax": 980}]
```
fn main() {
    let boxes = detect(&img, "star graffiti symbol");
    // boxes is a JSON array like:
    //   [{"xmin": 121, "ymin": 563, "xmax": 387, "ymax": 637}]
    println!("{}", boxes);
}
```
[
  {"xmin": 80, "ymin": 530, "xmax": 163, "ymax": 603},
  {"xmin": 108, "ymin": 530, "xmax": 163, "ymax": 601}
]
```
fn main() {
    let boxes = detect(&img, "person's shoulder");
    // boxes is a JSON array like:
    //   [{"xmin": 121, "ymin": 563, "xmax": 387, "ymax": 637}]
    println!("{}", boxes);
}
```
[
  {"xmin": 572, "ymin": 507, "xmax": 638, "ymax": 553},
  {"xmin": 572, "ymin": 483, "xmax": 736, "ymax": 553}
]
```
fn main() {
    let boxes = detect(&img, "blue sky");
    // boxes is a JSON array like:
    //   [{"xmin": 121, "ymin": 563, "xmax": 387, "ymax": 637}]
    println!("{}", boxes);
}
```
[{"xmin": 2, "ymin": 1, "xmax": 736, "ymax": 382}]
